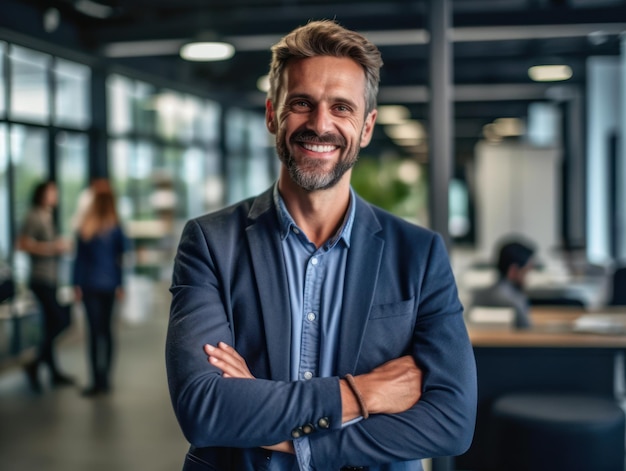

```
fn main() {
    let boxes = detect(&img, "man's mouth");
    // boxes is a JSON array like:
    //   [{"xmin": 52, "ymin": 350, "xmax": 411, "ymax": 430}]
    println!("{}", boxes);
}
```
[{"xmin": 300, "ymin": 142, "xmax": 338, "ymax": 153}]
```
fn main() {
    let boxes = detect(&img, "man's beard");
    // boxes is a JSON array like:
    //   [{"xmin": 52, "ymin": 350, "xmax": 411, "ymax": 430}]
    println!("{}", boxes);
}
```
[{"xmin": 276, "ymin": 129, "xmax": 359, "ymax": 191}]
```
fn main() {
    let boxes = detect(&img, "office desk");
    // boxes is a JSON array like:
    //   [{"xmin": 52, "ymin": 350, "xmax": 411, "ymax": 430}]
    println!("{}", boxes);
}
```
[
  {"xmin": 469, "ymin": 307, "xmax": 626, "ymax": 348},
  {"xmin": 457, "ymin": 307, "xmax": 626, "ymax": 471}
]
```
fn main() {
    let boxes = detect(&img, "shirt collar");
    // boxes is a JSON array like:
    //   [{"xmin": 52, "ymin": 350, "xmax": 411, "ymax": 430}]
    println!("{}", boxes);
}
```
[{"xmin": 273, "ymin": 183, "xmax": 355, "ymax": 249}]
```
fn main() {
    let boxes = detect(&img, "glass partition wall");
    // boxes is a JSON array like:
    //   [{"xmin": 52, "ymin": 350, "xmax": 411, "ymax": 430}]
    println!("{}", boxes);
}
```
[
  {"xmin": 0, "ymin": 42, "xmax": 92, "ymax": 361},
  {"xmin": 0, "ymin": 34, "xmax": 280, "ymax": 365},
  {"xmin": 106, "ymin": 75, "xmax": 227, "ymax": 279},
  {"xmin": 1, "ymin": 43, "xmax": 91, "ymax": 283}
]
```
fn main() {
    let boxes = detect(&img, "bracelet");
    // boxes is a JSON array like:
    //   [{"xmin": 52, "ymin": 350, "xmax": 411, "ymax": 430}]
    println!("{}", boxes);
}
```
[{"xmin": 344, "ymin": 374, "xmax": 369, "ymax": 419}]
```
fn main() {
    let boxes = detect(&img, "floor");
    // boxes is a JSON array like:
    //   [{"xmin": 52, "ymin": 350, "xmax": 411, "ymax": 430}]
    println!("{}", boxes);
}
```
[{"xmin": 0, "ymin": 278, "xmax": 189, "ymax": 471}]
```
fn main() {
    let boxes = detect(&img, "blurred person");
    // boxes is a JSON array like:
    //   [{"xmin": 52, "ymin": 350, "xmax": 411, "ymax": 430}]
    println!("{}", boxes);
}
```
[
  {"xmin": 472, "ymin": 237, "xmax": 536, "ymax": 329},
  {"xmin": 17, "ymin": 180, "xmax": 74, "ymax": 392},
  {"xmin": 71, "ymin": 177, "xmax": 112, "ymax": 231},
  {"xmin": 166, "ymin": 20, "xmax": 476, "ymax": 471},
  {"xmin": 73, "ymin": 183, "xmax": 127, "ymax": 397}
]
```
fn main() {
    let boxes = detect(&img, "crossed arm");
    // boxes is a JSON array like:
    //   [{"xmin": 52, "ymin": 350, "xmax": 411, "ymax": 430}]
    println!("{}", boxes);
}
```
[{"xmin": 204, "ymin": 342, "xmax": 423, "ymax": 453}]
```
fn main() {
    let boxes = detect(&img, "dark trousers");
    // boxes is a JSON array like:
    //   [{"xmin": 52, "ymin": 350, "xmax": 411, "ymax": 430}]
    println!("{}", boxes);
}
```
[
  {"xmin": 30, "ymin": 282, "xmax": 71, "ymax": 375},
  {"xmin": 82, "ymin": 290, "xmax": 116, "ymax": 389}
]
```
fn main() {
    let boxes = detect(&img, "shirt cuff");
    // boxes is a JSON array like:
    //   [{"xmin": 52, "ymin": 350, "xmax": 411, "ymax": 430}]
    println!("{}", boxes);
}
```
[
  {"xmin": 342, "ymin": 416, "xmax": 363, "ymax": 427},
  {"xmin": 293, "ymin": 436, "xmax": 312, "ymax": 470}
]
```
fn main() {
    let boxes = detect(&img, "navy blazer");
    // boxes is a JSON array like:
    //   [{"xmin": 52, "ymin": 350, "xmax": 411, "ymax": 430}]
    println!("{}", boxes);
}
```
[{"xmin": 166, "ymin": 186, "xmax": 477, "ymax": 470}]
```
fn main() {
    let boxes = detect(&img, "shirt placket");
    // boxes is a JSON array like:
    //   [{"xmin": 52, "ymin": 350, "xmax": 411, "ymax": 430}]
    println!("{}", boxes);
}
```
[{"xmin": 298, "ymin": 252, "xmax": 323, "ymax": 382}]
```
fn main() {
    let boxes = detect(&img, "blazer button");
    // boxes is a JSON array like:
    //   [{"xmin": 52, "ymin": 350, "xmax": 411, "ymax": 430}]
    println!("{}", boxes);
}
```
[
  {"xmin": 318, "ymin": 417, "xmax": 330, "ymax": 429},
  {"xmin": 302, "ymin": 423, "xmax": 315, "ymax": 435},
  {"xmin": 291, "ymin": 427, "xmax": 303, "ymax": 439}
]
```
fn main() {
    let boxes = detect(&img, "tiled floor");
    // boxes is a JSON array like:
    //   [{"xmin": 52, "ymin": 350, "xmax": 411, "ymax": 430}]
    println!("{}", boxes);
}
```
[{"xmin": 0, "ymin": 279, "xmax": 189, "ymax": 471}]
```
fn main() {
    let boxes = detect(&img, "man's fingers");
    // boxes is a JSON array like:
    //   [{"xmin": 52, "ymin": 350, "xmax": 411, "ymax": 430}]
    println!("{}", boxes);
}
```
[{"xmin": 203, "ymin": 343, "xmax": 254, "ymax": 378}]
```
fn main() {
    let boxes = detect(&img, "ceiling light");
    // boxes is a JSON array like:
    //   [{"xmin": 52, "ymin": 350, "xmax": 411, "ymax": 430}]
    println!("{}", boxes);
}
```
[
  {"xmin": 384, "ymin": 120, "xmax": 425, "ymax": 141},
  {"xmin": 180, "ymin": 42, "xmax": 235, "ymax": 61},
  {"xmin": 256, "ymin": 75, "xmax": 270, "ymax": 93},
  {"xmin": 376, "ymin": 105, "xmax": 411, "ymax": 125},
  {"xmin": 493, "ymin": 117, "xmax": 525, "ymax": 137},
  {"xmin": 74, "ymin": 0, "xmax": 114, "ymax": 19},
  {"xmin": 528, "ymin": 65, "xmax": 573, "ymax": 82},
  {"xmin": 43, "ymin": 8, "xmax": 60, "ymax": 33}
]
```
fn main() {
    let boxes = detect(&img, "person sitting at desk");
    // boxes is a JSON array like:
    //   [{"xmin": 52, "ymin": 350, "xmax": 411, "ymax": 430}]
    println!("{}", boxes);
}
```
[{"xmin": 472, "ymin": 238, "xmax": 536, "ymax": 329}]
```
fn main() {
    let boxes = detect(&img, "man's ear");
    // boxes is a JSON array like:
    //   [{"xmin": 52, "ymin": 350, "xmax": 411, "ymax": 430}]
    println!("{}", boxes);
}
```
[
  {"xmin": 266, "ymin": 99, "xmax": 277, "ymax": 134},
  {"xmin": 360, "ymin": 109, "xmax": 377, "ymax": 148}
]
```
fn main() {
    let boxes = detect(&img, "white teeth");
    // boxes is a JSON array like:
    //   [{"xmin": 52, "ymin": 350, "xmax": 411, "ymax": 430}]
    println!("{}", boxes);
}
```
[{"xmin": 302, "ymin": 143, "xmax": 336, "ymax": 153}]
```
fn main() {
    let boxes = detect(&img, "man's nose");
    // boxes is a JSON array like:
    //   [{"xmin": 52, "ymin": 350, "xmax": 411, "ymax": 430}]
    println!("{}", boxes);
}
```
[{"xmin": 308, "ymin": 107, "xmax": 333, "ymax": 135}]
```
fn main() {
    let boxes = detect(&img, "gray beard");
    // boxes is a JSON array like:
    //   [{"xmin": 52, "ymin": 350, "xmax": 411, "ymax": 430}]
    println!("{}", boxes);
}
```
[{"xmin": 276, "ymin": 139, "xmax": 357, "ymax": 192}]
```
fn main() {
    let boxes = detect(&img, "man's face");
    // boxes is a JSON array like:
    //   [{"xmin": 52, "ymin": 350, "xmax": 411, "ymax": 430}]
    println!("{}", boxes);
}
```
[
  {"xmin": 510, "ymin": 261, "xmax": 534, "ymax": 289},
  {"xmin": 266, "ymin": 56, "xmax": 376, "ymax": 192}
]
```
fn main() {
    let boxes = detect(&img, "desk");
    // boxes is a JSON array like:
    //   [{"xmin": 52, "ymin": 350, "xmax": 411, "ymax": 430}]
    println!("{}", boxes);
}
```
[
  {"xmin": 457, "ymin": 307, "xmax": 626, "ymax": 471},
  {"xmin": 469, "ymin": 307, "xmax": 626, "ymax": 348}
]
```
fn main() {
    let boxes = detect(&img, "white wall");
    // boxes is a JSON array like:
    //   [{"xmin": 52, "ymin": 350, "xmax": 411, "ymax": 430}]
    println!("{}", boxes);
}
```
[{"xmin": 474, "ymin": 140, "xmax": 562, "ymax": 262}]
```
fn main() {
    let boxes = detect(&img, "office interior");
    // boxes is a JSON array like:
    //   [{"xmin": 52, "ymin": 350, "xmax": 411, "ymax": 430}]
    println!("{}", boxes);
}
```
[{"xmin": 0, "ymin": 0, "xmax": 626, "ymax": 470}]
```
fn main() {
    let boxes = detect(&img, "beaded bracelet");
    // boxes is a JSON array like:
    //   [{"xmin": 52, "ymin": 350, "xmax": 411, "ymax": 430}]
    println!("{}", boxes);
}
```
[{"xmin": 344, "ymin": 374, "xmax": 369, "ymax": 419}]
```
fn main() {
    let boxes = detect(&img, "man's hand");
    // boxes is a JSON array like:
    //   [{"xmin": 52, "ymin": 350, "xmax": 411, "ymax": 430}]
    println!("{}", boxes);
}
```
[
  {"xmin": 341, "ymin": 356, "xmax": 422, "ymax": 422},
  {"xmin": 204, "ymin": 342, "xmax": 294, "ymax": 454},
  {"xmin": 204, "ymin": 342, "xmax": 254, "ymax": 379}
]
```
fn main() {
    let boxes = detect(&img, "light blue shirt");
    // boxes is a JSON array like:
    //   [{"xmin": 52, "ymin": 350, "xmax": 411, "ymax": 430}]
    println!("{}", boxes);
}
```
[{"xmin": 268, "ymin": 184, "xmax": 355, "ymax": 471}]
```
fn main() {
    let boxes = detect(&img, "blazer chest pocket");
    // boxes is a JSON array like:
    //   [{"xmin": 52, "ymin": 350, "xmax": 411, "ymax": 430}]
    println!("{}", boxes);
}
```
[
  {"xmin": 355, "ymin": 297, "xmax": 417, "ymax": 371},
  {"xmin": 369, "ymin": 297, "xmax": 415, "ymax": 319}
]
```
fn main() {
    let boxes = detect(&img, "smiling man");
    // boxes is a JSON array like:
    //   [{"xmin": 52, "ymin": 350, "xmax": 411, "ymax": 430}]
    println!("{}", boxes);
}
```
[{"xmin": 166, "ymin": 19, "xmax": 477, "ymax": 471}]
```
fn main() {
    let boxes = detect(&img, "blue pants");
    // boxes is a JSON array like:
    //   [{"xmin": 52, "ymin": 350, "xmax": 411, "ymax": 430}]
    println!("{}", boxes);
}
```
[{"xmin": 82, "ymin": 290, "xmax": 116, "ymax": 389}]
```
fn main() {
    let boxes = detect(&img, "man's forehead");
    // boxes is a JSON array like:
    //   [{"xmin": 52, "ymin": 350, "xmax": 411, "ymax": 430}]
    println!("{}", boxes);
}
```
[{"xmin": 281, "ymin": 56, "xmax": 367, "ymax": 94}]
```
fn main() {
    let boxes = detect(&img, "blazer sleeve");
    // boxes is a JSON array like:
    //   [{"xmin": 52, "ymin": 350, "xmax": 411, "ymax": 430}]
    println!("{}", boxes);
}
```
[
  {"xmin": 308, "ymin": 234, "xmax": 478, "ymax": 469},
  {"xmin": 166, "ymin": 218, "xmax": 344, "ymax": 449}
]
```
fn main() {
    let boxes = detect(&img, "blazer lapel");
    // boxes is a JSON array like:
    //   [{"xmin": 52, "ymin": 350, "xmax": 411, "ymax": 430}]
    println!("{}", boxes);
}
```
[
  {"xmin": 246, "ymin": 190, "xmax": 292, "ymax": 381},
  {"xmin": 336, "ymin": 198, "xmax": 384, "ymax": 375}
]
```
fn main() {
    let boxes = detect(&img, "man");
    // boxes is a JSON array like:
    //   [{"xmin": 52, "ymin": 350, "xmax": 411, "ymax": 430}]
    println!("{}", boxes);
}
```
[
  {"xmin": 471, "ymin": 238, "xmax": 536, "ymax": 329},
  {"xmin": 166, "ymin": 19, "xmax": 477, "ymax": 470}
]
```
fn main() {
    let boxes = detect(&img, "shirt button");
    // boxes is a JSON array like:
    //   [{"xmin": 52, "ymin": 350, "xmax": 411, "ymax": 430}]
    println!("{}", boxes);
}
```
[
  {"xmin": 292, "ymin": 227, "xmax": 300, "ymax": 234},
  {"xmin": 311, "ymin": 257, "xmax": 318, "ymax": 266},
  {"xmin": 318, "ymin": 417, "xmax": 330, "ymax": 429},
  {"xmin": 302, "ymin": 423, "xmax": 315, "ymax": 435},
  {"xmin": 307, "ymin": 312, "xmax": 316, "ymax": 322},
  {"xmin": 303, "ymin": 371, "xmax": 313, "ymax": 380},
  {"xmin": 291, "ymin": 427, "xmax": 303, "ymax": 438}
]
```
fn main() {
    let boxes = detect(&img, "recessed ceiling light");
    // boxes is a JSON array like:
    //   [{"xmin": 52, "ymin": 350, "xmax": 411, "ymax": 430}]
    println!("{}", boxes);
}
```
[
  {"xmin": 377, "ymin": 105, "xmax": 411, "ymax": 125},
  {"xmin": 528, "ymin": 64, "xmax": 573, "ymax": 82},
  {"xmin": 493, "ymin": 117, "xmax": 525, "ymax": 137},
  {"xmin": 180, "ymin": 42, "xmax": 235, "ymax": 61},
  {"xmin": 74, "ymin": 0, "xmax": 114, "ymax": 19},
  {"xmin": 256, "ymin": 75, "xmax": 270, "ymax": 93},
  {"xmin": 384, "ymin": 120, "xmax": 425, "ymax": 141}
]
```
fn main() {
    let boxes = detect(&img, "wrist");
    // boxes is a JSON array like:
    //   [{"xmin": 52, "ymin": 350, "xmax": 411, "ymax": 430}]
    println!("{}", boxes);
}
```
[
  {"xmin": 344, "ymin": 374, "xmax": 369, "ymax": 419},
  {"xmin": 352, "ymin": 373, "xmax": 380, "ymax": 415},
  {"xmin": 340, "ymin": 379, "xmax": 361, "ymax": 423}
]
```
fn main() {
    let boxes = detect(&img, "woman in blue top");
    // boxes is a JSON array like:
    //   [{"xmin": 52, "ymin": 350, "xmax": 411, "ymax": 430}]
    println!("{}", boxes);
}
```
[{"xmin": 73, "ymin": 183, "xmax": 127, "ymax": 397}]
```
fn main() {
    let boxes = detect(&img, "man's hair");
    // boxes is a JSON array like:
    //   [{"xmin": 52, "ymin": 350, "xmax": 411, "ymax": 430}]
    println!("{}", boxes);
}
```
[
  {"xmin": 496, "ymin": 239, "xmax": 535, "ymax": 278},
  {"xmin": 267, "ymin": 19, "xmax": 383, "ymax": 115}
]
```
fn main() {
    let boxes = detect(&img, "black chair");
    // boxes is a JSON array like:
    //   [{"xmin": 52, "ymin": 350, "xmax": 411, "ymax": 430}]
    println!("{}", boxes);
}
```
[{"xmin": 491, "ymin": 393, "xmax": 625, "ymax": 471}]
